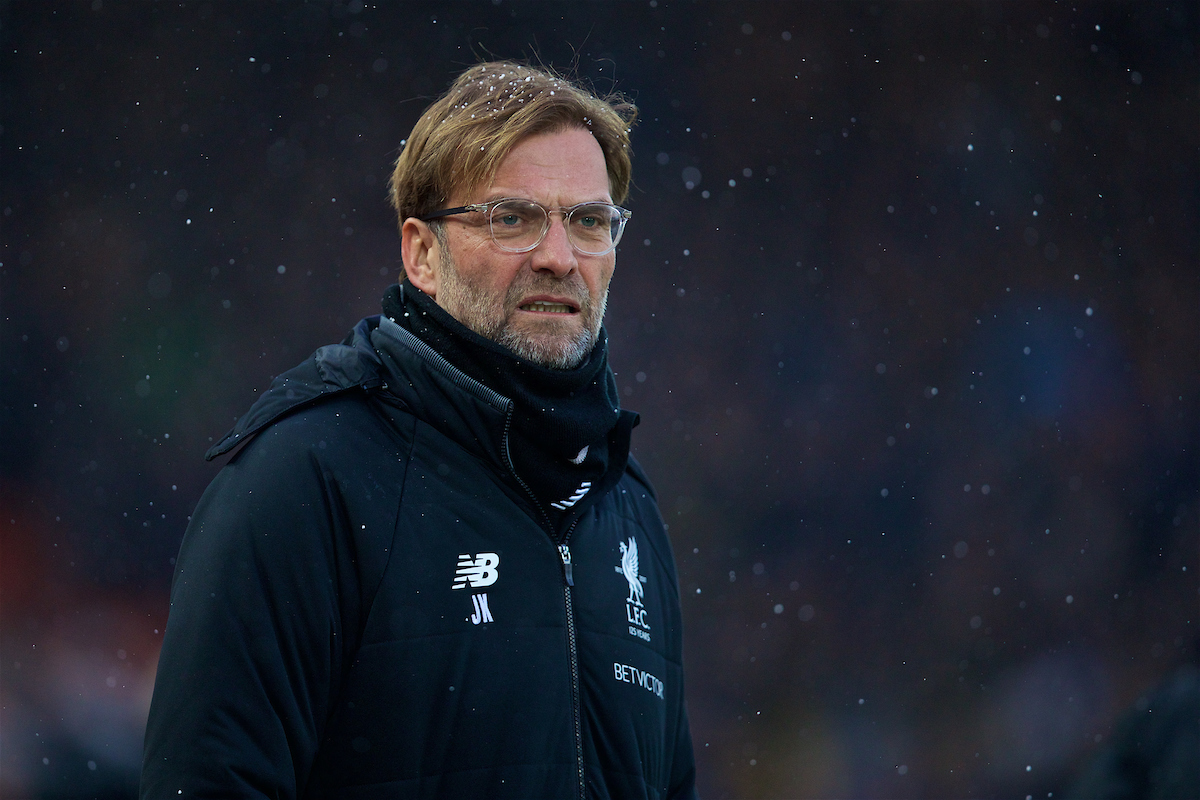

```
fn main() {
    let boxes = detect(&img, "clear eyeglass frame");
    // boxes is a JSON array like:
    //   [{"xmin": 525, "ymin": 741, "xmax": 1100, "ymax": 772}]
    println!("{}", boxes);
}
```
[{"xmin": 419, "ymin": 197, "xmax": 632, "ymax": 256}]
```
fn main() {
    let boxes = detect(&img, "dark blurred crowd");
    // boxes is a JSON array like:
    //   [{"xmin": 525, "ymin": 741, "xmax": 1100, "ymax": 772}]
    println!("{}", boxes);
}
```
[{"xmin": 2, "ymin": 3, "xmax": 1195, "ymax": 798}]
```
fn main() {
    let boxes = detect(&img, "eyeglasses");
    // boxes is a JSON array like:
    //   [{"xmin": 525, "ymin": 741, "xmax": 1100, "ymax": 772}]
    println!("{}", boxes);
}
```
[{"xmin": 419, "ymin": 197, "xmax": 632, "ymax": 256}]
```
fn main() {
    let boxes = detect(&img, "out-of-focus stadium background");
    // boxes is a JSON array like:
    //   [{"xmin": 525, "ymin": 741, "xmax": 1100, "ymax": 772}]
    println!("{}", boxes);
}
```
[{"xmin": 2, "ymin": 2, "xmax": 1196, "ymax": 798}]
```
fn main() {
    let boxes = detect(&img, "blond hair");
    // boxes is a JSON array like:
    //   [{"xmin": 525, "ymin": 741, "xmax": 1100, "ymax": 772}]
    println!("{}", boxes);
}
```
[{"xmin": 388, "ymin": 61, "xmax": 637, "ymax": 229}]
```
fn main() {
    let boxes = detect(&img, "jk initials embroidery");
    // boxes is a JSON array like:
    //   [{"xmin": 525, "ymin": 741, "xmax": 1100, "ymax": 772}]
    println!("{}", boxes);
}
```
[{"xmin": 469, "ymin": 592, "xmax": 494, "ymax": 625}]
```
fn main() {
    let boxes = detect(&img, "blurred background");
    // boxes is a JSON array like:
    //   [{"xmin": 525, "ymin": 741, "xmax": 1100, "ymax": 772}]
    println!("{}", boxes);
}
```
[{"xmin": 2, "ymin": 2, "xmax": 1196, "ymax": 798}]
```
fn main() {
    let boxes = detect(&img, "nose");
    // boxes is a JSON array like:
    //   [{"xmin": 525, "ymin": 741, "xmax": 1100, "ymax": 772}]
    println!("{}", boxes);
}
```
[{"xmin": 529, "ymin": 212, "xmax": 578, "ymax": 277}]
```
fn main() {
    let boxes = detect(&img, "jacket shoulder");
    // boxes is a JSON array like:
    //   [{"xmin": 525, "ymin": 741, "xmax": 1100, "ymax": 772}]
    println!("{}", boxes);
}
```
[
  {"xmin": 623, "ymin": 453, "xmax": 658, "ymax": 502},
  {"xmin": 609, "ymin": 456, "xmax": 681, "ymax": 593},
  {"xmin": 205, "ymin": 317, "xmax": 386, "ymax": 461}
]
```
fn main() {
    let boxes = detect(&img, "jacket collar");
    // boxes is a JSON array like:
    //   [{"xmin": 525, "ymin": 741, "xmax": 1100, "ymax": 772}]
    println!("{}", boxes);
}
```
[
  {"xmin": 205, "ymin": 314, "xmax": 638, "ymax": 534},
  {"xmin": 371, "ymin": 314, "xmax": 639, "ymax": 531},
  {"xmin": 205, "ymin": 315, "xmax": 512, "ymax": 465},
  {"xmin": 370, "ymin": 315, "xmax": 514, "ymax": 471}
]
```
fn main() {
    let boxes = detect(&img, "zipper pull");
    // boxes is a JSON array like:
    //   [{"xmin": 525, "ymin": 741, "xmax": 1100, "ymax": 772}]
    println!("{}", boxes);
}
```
[{"xmin": 558, "ymin": 544, "xmax": 574, "ymax": 587}]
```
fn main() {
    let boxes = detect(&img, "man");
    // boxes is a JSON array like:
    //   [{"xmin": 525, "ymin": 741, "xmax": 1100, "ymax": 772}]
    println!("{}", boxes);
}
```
[{"xmin": 141, "ymin": 61, "xmax": 697, "ymax": 799}]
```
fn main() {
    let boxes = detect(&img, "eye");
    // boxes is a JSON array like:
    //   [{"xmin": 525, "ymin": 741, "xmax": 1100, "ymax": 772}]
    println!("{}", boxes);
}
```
[
  {"xmin": 491, "ymin": 201, "xmax": 541, "ymax": 228},
  {"xmin": 571, "ymin": 205, "xmax": 612, "ymax": 229}
]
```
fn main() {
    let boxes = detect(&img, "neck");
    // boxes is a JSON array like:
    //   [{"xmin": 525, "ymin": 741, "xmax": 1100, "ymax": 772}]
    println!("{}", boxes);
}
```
[
  {"xmin": 382, "ymin": 282, "xmax": 620, "ymax": 454},
  {"xmin": 381, "ymin": 282, "xmax": 625, "ymax": 529}
]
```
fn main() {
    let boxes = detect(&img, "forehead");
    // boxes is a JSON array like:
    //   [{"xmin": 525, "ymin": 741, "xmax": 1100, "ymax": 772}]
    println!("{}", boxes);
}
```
[{"xmin": 469, "ymin": 128, "xmax": 612, "ymax": 203}]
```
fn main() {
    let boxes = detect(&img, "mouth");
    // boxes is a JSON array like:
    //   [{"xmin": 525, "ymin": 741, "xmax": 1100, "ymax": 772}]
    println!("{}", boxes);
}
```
[{"xmin": 518, "ymin": 300, "xmax": 579, "ymax": 315}]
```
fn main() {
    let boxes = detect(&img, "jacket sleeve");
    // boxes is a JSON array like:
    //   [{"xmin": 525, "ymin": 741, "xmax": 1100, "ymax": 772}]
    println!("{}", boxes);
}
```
[
  {"xmin": 141, "ymin": 427, "xmax": 356, "ymax": 799},
  {"xmin": 667, "ymin": 699, "xmax": 699, "ymax": 800},
  {"xmin": 628, "ymin": 467, "xmax": 698, "ymax": 800}
]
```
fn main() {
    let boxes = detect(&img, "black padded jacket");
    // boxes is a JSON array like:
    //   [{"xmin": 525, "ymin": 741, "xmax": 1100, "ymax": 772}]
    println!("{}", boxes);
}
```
[{"xmin": 140, "ymin": 315, "xmax": 696, "ymax": 800}]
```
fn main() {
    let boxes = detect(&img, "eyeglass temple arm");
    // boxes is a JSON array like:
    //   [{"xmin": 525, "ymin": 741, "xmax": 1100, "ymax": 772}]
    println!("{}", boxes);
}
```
[{"xmin": 417, "ymin": 204, "xmax": 485, "ymax": 222}]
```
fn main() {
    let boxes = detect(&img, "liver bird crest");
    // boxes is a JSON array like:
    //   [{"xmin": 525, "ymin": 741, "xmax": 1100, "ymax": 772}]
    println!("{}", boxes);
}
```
[{"xmin": 618, "ymin": 537, "xmax": 646, "ymax": 606}]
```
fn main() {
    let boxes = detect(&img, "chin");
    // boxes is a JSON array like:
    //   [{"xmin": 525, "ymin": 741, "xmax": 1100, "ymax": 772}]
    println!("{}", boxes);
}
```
[{"xmin": 499, "ymin": 325, "xmax": 596, "ymax": 370}]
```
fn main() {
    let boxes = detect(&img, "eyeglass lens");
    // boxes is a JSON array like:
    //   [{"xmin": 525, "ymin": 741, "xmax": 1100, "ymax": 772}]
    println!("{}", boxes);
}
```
[{"xmin": 488, "ymin": 200, "xmax": 624, "ymax": 255}]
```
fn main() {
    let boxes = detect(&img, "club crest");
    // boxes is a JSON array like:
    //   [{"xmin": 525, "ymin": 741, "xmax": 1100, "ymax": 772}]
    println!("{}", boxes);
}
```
[{"xmin": 615, "ymin": 537, "xmax": 650, "ymax": 642}]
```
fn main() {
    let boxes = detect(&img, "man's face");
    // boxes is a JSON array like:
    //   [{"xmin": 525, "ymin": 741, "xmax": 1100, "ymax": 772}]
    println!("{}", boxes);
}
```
[{"xmin": 413, "ymin": 127, "xmax": 616, "ymax": 369}]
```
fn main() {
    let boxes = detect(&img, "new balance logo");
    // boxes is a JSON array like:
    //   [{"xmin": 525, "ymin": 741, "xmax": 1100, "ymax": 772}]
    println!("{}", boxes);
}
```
[
  {"xmin": 551, "ymin": 481, "xmax": 592, "ymax": 511},
  {"xmin": 452, "ymin": 553, "xmax": 500, "ymax": 589}
]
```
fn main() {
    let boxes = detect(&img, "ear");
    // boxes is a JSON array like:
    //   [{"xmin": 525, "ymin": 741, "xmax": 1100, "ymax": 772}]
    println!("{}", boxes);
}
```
[{"xmin": 401, "ymin": 217, "xmax": 441, "ymax": 298}]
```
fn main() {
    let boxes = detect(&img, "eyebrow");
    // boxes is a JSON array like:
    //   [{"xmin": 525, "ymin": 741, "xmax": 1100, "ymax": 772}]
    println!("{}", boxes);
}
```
[{"xmin": 477, "ymin": 194, "xmax": 616, "ymax": 207}]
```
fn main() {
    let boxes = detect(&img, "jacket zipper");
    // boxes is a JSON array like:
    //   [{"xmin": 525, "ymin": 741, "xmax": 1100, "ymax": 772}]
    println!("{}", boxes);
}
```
[
  {"xmin": 391, "ymin": 313, "xmax": 593, "ymax": 795},
  {"xmin": 501, "ymin": 406, "xmax": 586, "ymax": 800},
  {"xmin": 558, "ymin": 530, "xmax": 584, "ymax": 800}
]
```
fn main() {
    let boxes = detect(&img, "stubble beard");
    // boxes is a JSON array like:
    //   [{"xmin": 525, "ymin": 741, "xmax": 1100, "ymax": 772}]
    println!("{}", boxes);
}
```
[{"xmin": 435, "ymin": 241, "xmax": 608, "ymax": 370}]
